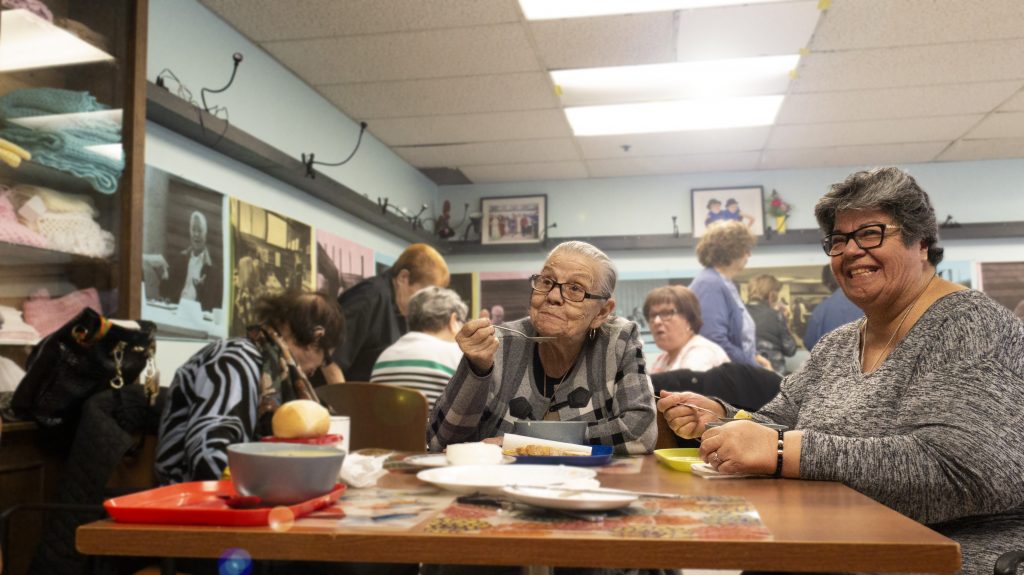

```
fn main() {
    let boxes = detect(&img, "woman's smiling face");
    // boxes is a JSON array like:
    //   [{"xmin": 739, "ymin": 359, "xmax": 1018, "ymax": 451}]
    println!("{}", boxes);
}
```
[{"xmin": 830, "ymin": 209, "xmax": 928, "ymax": 313}]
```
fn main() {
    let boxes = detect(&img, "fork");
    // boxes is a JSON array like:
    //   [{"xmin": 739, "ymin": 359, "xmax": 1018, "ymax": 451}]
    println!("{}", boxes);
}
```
[
  {"xmin": 677, "ymin": 402, "xmax": 725, "ymax": 420},
  {"xmin": 492, "ymin": 325, "xmax": 557, "ymax": 342}
]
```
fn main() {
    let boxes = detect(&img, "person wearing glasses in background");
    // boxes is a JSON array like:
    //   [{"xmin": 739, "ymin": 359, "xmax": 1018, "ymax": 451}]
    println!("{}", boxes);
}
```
[
  {"xmin": 643, "ymin": 285, "xmax": 728, "ymax": 373},
  {"xmin": 428, "ymin": 241, "xmax": 657, "ymax": 455},
  {"xmin": 658, "ymin": 167, "xmax": 1024, "ymax": 575}
]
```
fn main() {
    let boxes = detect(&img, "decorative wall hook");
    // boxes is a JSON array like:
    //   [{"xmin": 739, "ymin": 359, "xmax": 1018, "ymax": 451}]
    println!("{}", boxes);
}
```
[{"xmin": 302, "ymin": 122, "xmax": 368, "ymax": 179}]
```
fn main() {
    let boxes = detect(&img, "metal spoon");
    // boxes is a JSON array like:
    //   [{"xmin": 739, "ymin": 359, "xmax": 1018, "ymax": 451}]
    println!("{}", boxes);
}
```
[{"xmin": 492, "ymin": 325, "xmax": 557, "ymax": 342}]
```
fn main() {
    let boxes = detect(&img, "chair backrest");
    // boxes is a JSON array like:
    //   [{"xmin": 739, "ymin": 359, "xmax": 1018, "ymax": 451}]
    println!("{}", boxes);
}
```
[
  {"xmin": 655, "ymin": 413, "xmax": 679, "ymax": 450},
  {"xmin": 316, "ymin": 382, "xmax": 429, "ymax": 452}
]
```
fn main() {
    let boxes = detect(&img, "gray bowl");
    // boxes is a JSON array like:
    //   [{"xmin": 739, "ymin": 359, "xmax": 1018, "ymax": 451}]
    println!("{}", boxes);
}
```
[
  {"xmin": 227, "ymin": 442, "xmax": 345, "ymax": 505},
  {"xmin": 512, "ymin": 420, "xmax": 587, "ymax": 444}
]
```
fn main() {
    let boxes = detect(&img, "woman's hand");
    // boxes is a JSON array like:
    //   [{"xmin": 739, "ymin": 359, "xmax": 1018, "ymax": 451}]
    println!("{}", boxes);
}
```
[
  {"xmin": 755, "ymin": 355, "xmax": 773, "ymax": 370},
  {"xmin": 699, "ymin": 421, "xmax": 777, "ymax": 475},
  {"xmin": 456, "ymin": 318, "xmax": 499, "ymax": 375},
  {"xmin": 656, "ymin": 390, "xmax": 723, "ymax": 439}
]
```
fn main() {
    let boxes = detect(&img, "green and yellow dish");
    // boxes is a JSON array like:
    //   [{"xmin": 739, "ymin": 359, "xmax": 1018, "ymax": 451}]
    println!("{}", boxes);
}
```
[{"xmin": 654, "ymin": 448, "xmax": 703, "ymax": 472}]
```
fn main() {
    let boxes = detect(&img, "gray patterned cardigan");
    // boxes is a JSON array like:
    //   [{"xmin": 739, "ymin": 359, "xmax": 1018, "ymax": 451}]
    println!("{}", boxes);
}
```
[
  {"xmin": 735, "ymin": 290, "xmax": 1024, "ymax": 575},
  {"xmin": 427, "ymin": 315, "xmax": 657, "ymax": 455}
]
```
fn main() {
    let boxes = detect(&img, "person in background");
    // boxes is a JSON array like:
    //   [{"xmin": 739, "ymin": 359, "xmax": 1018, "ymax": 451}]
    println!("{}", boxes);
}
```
[
  {"xmin": 489, "ymin": 304, "xmax": 505, "ymax": 325},
  {"xmin": 644, "ymin": 285, "xmax": 728, "ymax": 373},
  {"xmin": 802, "ymin": 263, "xmax": 863, "ymax": 350},
  {"xmin": 689, "ymin": 221, "xmax": 771, "ymax": 369},
  {"xmin": 170, "ymin": 211, "xmax": 220, "ymax": 311},
  {"xmin": 745, "ymin": 274, "xmax": 797, "ymax": 374},
  {"xmin": 155, "ymin": 291, "xmax": 344, "ymax": 484},
  {"xmin": 659, "ymin": 166, "xmax": 1024, "ymax": 575},
  {"xmin": 371, "ymin": 287, "xmax": 467, "ymax": 410},
  {"xmin": 332, "ymin": 243, "xmax": 449, "ymax": 381},
  {"xmin": 429, "ymin": 241, "xmax": 656, "ymax": 455}
]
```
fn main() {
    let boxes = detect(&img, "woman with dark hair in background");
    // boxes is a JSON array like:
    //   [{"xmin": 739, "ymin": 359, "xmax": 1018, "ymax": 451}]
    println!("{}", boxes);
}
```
[{"xmin": 644, "ymin": 285, "xmax": 728, "ymax": 373}]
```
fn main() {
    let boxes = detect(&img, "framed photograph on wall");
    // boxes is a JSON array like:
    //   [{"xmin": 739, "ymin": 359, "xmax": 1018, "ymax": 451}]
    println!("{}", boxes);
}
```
[
  {"xmin": 481, "ymin": 195, "xmax": 547, "ymax": 245},
  {"xmin": 691, "ymin": 186, "xmax": 765, "ymax": 238}
]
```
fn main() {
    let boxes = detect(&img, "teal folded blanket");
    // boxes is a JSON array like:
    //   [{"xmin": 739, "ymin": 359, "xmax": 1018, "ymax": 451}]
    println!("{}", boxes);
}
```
[
  {"xmin": 0, "ymin": 123, "xmax": 123, "ymax": 194},
  {"xmin": 0, "ymin": 87, "xmax": 106, "ymax": 119}
]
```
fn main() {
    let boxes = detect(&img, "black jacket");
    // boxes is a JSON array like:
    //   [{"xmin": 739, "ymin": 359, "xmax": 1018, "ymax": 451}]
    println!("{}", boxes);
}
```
[{"xmin": 332, "ymin": 273, "xmax": 406, "ymax": 381}]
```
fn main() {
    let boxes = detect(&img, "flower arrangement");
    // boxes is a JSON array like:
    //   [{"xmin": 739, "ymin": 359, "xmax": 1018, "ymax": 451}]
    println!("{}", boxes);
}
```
[{"xmin": 766, "ymin": 190, "xmax": 791, "ymax": 233}]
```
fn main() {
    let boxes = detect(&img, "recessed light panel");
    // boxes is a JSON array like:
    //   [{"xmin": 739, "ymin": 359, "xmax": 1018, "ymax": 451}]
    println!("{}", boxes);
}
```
[
  {"xmin": 519, "ymin": 0, "xmax": 790, "ymax": 20},
  {"xmin": 565, "ymin": 96, "xmax": 785, "ymax": 136}
]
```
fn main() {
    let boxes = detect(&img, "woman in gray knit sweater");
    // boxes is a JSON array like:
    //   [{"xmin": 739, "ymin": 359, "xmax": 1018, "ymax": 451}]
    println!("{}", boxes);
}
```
[
  {"xmin": 658, "ymin": 167, "xmax": 1024, "ymax": 575},
  {"xmin": 429, "ymin": 241, "xmax": 657, "ymax": 455}
]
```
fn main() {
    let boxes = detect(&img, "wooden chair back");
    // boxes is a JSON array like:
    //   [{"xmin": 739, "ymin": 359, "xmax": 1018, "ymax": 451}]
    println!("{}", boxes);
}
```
[
  {"xmin": 655, "ymin": 413, "xmax": 679, "ymax": 450},
  {"xmin": 317, "ymin": 382, "xmax": 429, "ymax": 452}
]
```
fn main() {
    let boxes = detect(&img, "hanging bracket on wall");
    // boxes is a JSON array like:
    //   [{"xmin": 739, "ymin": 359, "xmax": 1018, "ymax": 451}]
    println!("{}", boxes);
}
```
[
  {"xmin": 672, "ymin": 216, "xmax": 679, "ymax": 238},
  {"xmin": 543, "ymin": 221, "xmax": 558, "ymax": 240},
  {"xmin": 302, "ymin": 122, "xmax": 369, "ymax": 179},
  {"xmin": 378, "ymin": 198, "xmax": 429, "ymax": 230},
  {"xmin": 200, "ymin": 52, "xmax": 244, "ymax": 114}
]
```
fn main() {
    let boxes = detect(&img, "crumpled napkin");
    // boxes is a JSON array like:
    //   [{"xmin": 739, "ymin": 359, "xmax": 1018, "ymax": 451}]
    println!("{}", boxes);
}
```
[{"xmin": 340, "ymin": 452, "xmax": 391, "ymax": 488}]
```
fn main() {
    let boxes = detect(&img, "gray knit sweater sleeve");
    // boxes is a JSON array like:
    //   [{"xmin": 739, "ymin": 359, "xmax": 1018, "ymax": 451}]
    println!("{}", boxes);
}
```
[{"xmin": 750, "ymin": 290, "xmax": 1024, "ymax": 575}]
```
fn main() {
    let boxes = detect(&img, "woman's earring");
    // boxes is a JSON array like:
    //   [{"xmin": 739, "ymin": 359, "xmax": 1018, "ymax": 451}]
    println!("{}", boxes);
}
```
[{"xmin": 588, "ymin": 328, "xmax": 597, "ymax": 341}]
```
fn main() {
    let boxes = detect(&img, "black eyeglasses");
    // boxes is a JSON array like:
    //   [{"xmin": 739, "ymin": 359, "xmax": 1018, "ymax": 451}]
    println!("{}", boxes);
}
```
[
  {"xmin": 647, "ymin": 309, "xmax": 678, "ymax": 323},
  {"xmin": 822, "ymin": 223, "xmax": 901, "ymax": 256},
  {"xmin": 530, "ymin": 274, "xmax": 610, "ymax": 303}
]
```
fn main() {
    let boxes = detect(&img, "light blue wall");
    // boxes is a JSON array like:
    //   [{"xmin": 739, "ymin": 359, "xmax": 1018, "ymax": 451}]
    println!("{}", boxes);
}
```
[{"xmin": 146, "ymin": 0, "xmax": 438, "ymax": 222}]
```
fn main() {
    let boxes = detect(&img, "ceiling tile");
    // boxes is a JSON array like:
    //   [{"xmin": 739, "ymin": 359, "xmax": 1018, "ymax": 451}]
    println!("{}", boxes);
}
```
[
  {"xmin": 320, "ymin": 73, "xmax": 558, "ymax": 119},
  {"xmin": 998, "ymin": 89, "xmax": 1024, "ymax": 112},
  {"xmin": 529, "ymin": 13, "xmax": 676, "ymax": 70},
  {"xmin": 812, "ymin": 0, "xmax": 1024, "ymax": 51},
  {"xmin": 578, "ymin": 127, "xmax": 770, "ymax": 159},
  {"xmin": 463, "ymin": 161, "xmax": 588, "ymax": 183},
  {"xmin": 201, "ymin": 0, "xmax": 521, "ymax": 41},
  {"xmin": 587, "ymin": 152, "xmax": 761, "ymax": 178},
  {"xmin": 759, "ymin": 142, "xmax": 949, "ymax": 170},
  {"xmin": 368, "ymin": 110, "xmax": 572, "ymax": 146},
  {"xmin": 792, "ymin": 40, "xmax": 1024, "ymax": 93},
  {"xmin": 964, "ymin": 112, "xmax": 1024, "ymax": 139},
  {"xmin": 394, "ymin": 139, "xmax": 580, "ymax": 167},
  {"xmin": 937, "ymin": 138, "xmax": 1024, "ymax": 162},
  {"xmin": 768, "ymin": 116, "xmax": 981, "ymax": 149},
  {"xmin": 778, "ymin": 83, "xmax": 1021, "ymax": 124},
  {"xmin": 677, "ymin": 1, "xmax": 821, "ymax": 61},
  {"xmin": 265, "ymin": 24, "xmax": 539, "ymax": 84}
]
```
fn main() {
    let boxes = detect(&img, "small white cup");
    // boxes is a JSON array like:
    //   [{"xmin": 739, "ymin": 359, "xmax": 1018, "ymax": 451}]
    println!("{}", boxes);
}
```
[{"xmin": 329, "ymin": 415, "xmax": 351, "ymax": 453}]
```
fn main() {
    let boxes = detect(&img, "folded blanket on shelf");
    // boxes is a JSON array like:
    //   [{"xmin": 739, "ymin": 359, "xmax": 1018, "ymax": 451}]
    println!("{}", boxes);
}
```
[
  {"xmin": 22, "ymin": 288, "xmax": 103, "ymax": 339},
  {"xmin": 35, "ymin": 210, "xmax": 115, "ymax": 258},
  {"xmin": 0, "ymin": 305, "xmax": 41, "ymax": 344},
  {"xmin": 13, "ymin": 184, "xmax": 98, "ymax": 216},
  {"xmin": 0, "ymin": 125, "xmax": 123, "ymax": 194},
  {"xmin": 0, "ymin": 87, "xmax": 106, "ymax": 119},
  {"xmin": 0, "ymin": 190, "xmax": 48, "ymax": 248}
]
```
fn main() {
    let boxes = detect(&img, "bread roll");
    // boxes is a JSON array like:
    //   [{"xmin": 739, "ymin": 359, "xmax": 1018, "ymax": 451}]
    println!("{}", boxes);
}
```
[{"xmin": 272, "ymin": 400, "xmax": 330, "ymax": 439}]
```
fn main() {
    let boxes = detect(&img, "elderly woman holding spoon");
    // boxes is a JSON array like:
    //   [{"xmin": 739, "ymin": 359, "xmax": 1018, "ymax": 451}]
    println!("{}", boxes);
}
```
[
  {"xmin": 658, "ymin": 167, "xmax": 1024, "ymax": 575},
  {"xmin": 428, "ymin": 241, "xmax": 657, "ymax": 455}
]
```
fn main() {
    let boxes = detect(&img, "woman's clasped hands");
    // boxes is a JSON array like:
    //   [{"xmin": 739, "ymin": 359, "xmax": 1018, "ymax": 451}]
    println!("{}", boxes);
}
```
[{"xmin": 656, "ymin": 390, "xmax": 778, "ymax": 475}]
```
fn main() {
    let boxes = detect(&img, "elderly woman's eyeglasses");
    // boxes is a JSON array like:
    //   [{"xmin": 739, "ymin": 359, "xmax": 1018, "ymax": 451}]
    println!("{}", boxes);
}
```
[
  {"xmin": 530, "ymin": 274, "xmax": 610, "ymax": 303},
  {"xmin": 822, "ymin": 223, "xmax": 901, "ymax": 256},
  {"xmin": 647, "ymin": 309, "xmax": 678, "ymax": 323}
]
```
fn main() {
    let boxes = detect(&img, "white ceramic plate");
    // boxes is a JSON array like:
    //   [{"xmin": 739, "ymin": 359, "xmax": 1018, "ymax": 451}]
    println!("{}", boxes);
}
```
[
  {"xmin": 403, "ymin": 454, "xmax": 514, "ymax": 469},
  {"xmin": 501, "ymin": 486, "xmax": 637, "ymax": 511},
  {"xmin": 416, "ymin": 464, "xmax": 597, "ymax": 495}
]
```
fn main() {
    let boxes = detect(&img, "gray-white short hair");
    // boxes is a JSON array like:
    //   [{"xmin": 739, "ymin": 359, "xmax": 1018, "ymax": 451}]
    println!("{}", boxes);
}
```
[
  {"xmin": 547, "ymin": 241, "xmax": 617, "ymax": 296},
  {"xmin": 407, "ymin": 286, "xmax": 468, "ymax": 332}
]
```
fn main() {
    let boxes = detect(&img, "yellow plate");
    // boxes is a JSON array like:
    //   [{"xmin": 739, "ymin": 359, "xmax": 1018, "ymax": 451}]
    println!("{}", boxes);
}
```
[{"xmin": 654, "ymin": 448, "xmax": 703, "ymax": 473}]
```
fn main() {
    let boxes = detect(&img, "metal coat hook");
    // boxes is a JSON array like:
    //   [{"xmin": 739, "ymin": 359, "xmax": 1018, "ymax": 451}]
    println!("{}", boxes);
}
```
[{"xmin": 302, "ymin": 122, "xmax": 369, "ymax": 179}]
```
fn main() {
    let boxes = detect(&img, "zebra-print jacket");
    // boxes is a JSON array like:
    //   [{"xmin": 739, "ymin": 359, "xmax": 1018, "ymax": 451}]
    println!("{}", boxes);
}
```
[{"xmin": 154, "ymin": 338, "xmax": 262, "ymax": 484}]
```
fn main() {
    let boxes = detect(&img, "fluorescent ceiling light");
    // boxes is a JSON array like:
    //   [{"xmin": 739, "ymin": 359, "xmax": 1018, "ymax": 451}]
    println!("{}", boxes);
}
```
[
  {"xmin": 0, "ymin": 9, "xmax": 114, "ymax": 72},
  {"xmin": 520, "ymin": 0, "xmax": 789, "ymax": 20},
  {"xmin": 9, "ymin": 109, "xmax": 123, "ymax": 130},
  {"xmin": 565, "ymin": 96, "xmax": 785, "ymax": 136},
  {"xmin": 552, "ymin": 55, "xmax": 799, "ymax": 107}
]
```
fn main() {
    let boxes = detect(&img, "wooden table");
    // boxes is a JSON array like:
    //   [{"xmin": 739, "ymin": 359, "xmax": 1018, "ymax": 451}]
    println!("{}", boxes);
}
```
[{"xmin": 76, "ymin": 456, "xmax": 961, "ymax": 573}]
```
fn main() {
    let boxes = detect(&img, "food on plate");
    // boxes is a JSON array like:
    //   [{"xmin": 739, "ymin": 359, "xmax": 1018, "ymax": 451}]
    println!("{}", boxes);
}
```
[
  {"xmin": 734, "ymin": 409, "xmax": 752, "ymax": 420},
  {"xmin": 503, "ymin": 444, "xmax": 590, "ymax": 457},
  {"xmin": 446, "ymin": 442, "xmax": 503, "ymax": 465},
  {"xmin": 272, "ymin": 400, "xmax": 330, "ymax": 439}
]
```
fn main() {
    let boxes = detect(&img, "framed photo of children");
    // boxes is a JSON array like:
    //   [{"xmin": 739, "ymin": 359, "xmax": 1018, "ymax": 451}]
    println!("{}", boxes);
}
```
[
  {"xmin": 481, "ymin": 195, "xmax": 547, "ymax": 245},
  {"xmin": 691, "ymin": 186, "xmax": 765, "ymax": 238}
]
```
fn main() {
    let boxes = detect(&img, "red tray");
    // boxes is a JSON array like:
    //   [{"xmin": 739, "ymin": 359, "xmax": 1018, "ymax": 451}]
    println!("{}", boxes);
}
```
[
  {"xmin": 104, "ymin": 480, "xmax": 345, "ymax": 526},
  {"xmin": 259, "ymin": 434, "xmax": 342, "ymax": 445}
]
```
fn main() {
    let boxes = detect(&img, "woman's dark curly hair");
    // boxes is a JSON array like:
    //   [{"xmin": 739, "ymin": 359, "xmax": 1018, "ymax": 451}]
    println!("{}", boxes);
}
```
[
  {"xmin": 814, "ymin": 167, "xmax": 944, "ymax": 266},
  {"xmin": 255, "ymin": 291, "xmax": 345, "ymax": 353}
]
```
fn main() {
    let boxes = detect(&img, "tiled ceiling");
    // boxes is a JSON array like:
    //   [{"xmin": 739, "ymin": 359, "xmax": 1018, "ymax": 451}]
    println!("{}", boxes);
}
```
[{"xmin": 201, "ymin": 0, "xmax": 1024, "ymax": 184}]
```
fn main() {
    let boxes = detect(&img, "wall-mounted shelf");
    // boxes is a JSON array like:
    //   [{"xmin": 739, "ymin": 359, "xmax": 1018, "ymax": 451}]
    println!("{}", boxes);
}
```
[
  {"xmin": 442, "ymin": 222, "xmax": 1024, "ymax": 256},
  {"xmin": 145, "ymin": 83, "xmax": 438, "ymax": 247}
]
